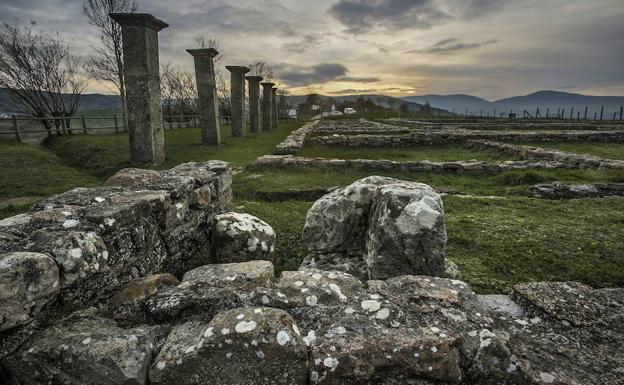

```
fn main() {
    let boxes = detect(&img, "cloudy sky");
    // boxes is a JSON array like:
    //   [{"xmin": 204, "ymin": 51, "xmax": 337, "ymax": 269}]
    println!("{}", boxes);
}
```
[{"xmin": 2, "ymin": 0, "xmax": 623, "ymax": 99}]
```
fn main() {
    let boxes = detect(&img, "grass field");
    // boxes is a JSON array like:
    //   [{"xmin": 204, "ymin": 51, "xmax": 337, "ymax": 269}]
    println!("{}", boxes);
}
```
[
  {"xmin": 300, "ymin": 142, "xmax": 520, "ymax": 162},
  {"xmin": 517, "ymin": 141, "xmax": 624, "ymax": 160},
  {"xmin": 1, "ymin": 118, "xmax": 624, "ymax": 294}
]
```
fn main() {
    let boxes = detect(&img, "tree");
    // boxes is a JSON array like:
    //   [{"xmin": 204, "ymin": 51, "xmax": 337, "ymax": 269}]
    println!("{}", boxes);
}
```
[
  {"xmin": 0, "ymin": 22, "xmax": 86, "ymax": 134},
  {"xmin": 247, "ymin": 60, "xmax": 274, "ymax": 81},
  {"xmin": 82, "ymin": 0, "xmax": 138, "ymax": 130},
  {"xmin": 160, "ymin": 63, "xmax": 197, "ymax": 121}
]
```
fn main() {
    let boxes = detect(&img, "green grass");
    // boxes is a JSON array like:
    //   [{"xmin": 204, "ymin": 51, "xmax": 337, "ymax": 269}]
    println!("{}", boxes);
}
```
[
  {"xmin": 236, "ymin": 196, "xmax": 624, "ymax": 293},
  {"xmin": 300, "ymin": 143, "xmax": 520, "ymax": 162},
  {"xmin": 0, "ymin": 140, "xmax": 101, "ymax": 217},
  {"xmin": 2, "ymin": 120, "xmax": 624, "ymax": 295},
  {"xmin": 517, "ymin": 141, "xmax": 624, "ymax": 160},
  {"xmin": 235, "ymin": 166, "xmax": 624, "ymax": 199},
  {"xmin": 45, "ymin": 122, "xmax": 302, "ymax": 179}
]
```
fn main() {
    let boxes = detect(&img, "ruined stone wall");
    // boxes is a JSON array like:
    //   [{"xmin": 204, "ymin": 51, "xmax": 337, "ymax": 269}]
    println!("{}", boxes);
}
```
[
  {"xmin": 309, "ymin": 130, "xmax": 624, "ymax": 147},
  {"xmin": 273, "ymin": 120, "xmax": 319, "ymax": 155},
  {"xmin": 469, "ymin": 140, "xmax": 624, "ymax": 169},
  {"xmin": 250, "ymin": 154, "xmax": 580, "ymax": 173},
  {"xmin": 1, "ymin": 175, "xmax": 622, "ymax": 385},
  {"xmin": 0, "ymin": 162, "xmax": 231, "ymax": 350}
]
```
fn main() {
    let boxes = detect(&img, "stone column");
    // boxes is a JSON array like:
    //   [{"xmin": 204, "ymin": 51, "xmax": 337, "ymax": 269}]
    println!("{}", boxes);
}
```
[
  {"xmin": 272, "ymin": 87, "xmax": 279, "ymax": 130},
  {"xmin": 109, "ymin": 13, "xmax": 168, "ymax": 166},
  {"xmin": 245, "ymin": 76, "xmax": 263, "ymax": 133},
  {"xmin": 226, "ymin": 66, "xmax": 250, "ymax": 137},
  {"xmin": 261, "ymin": 82, "xmax": 274, "ymax": 132},
  {"xmin": 187, "ymin": 48, "xmax": 221, "ymax": 145}
]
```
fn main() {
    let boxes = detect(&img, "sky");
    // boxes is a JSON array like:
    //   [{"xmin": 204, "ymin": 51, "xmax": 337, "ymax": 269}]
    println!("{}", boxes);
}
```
[{"xmin": 1, "ymin": 0, "xmax": 623, "ymax": 100}]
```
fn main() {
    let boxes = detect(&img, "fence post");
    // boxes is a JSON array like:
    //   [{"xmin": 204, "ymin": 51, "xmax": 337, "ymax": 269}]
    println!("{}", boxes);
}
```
[
  {"xmin": 600, "ymin": 106, "xmax": 604, "ymax": 121},
  {"xmin": 81, "ymin": 115, "xmax": 87, "ymax": 134},
  {"xmin": 584, "ymin": 106, "xmax": 588, "ymax": 120},
  {"xmin": 114, "ymin": 115, "xmax": 119, "ymax": 133},
  {"xmin": 620, "ymin": 106, "xmax": 623, "ymax": 121},
  {"xmin": 60, "ymin": 116, "xmax": 68, "ymax": 134},
  {"xmin": 12, "ymin": 114, "xmax": 22, "ymax": 142},
  {"xmin": 569, "ymin": 107, "xmax": 573, "ymax": 120}
]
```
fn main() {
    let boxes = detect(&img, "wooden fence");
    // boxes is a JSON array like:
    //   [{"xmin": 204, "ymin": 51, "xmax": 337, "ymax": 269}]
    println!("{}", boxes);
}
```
[{"xmin": 0, "ymin": 114, "xmax": 231, "ymax": 142}]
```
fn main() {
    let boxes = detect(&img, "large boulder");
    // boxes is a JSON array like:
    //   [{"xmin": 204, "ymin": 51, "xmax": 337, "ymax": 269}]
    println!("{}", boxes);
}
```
[
  {"xmin": 214, "ymin": 212, "xmax": 276, "ymax": 263},
  {"xmin": 2, "ymin": 315, "xmax": 167, "ymax": 385},
  {"xmin": 0, "ymin": 252, "xmax": 60, "ymax": 332},
  {"xmin": 302, "ymin": 176, "xmax": 447, "ymax": 280},
  {"xmin": 149, "ymin": 307, "xmax": 309, "ymax": 385}
]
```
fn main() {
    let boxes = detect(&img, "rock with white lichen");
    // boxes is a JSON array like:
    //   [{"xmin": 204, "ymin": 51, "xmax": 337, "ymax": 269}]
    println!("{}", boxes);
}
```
[
  {"xmin": 149, "ymin": 307, "xmax": 309, "ymax": 385},
  {"xmin": 2, "ymin": 315, "xmax": 167, "ymax": 385},
  {"xmin": 213, "ymin": 212, "xmax": 276, "ymax": 263},
  {"xmin": 0, "ymin": 252, "xmax": 60, "ymax": 332},
  {"xmin": 303, "ymin": 176, "xmax": 447, "ymax": 280}
]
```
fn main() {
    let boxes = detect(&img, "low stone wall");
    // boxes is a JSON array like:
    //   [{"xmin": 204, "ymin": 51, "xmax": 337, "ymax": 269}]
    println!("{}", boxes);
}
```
[
  {"xmin": 388, "ymin": 118, "xmax": 624, "ymax": 131},
  {"xmin": 530, "ymin": 182, "xmax": 624, "ymax": 199},
  {"xmin": 0, "ymin": 162, "xmax": 232, "ymax": 352},
  {"xmin": 1, "ymin": 175, "xmax": 621, "ymax": 385},
  {"xmin": 250, "ymin": 154, "xmax": 579, "ymax": 173},
  {"xmin": 469, "ymin": 140, "xmax": 624, "ymax": 170},
  {"xmin": 309, "ymin": 130, "xmax": 624, "ymax": 147},
  {"xmin": 273, "ymin": 120, "xmax": 319, "ymax": 155},
  {"xmin": 312, "ymin": 118, "xmax": 411, "ymax": 135}
]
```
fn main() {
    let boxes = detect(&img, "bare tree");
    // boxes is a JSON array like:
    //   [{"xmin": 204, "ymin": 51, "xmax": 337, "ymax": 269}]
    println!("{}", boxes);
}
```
[
  {"xmin": 160, "ymin": 63, "xmax": 197, "ymax": 122},
  {"xmin": 0, "ymin": 22, "xmax": 86, "ymax": 134},
  {"xmin": 247, "ymin": 60, "xmax": 274, "ymax": 82},
  {"xmin": 82, "ymin": 0, "xmax": 138, "ymax": 129}
]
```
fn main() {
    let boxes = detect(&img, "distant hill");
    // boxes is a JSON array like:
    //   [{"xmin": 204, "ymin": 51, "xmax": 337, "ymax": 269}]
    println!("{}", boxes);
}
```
[
  {"xmin": 0, "ymin": 89, "xmax": 120, "ymax": 113},
  {"xmin": 285, "ymin": 93, "xmax": 434, "ymax": 113},
  {"xmin": 403, "ymin": 90, "xmax": 624, "ymax": 117},
  {"xmin": 402, "ymin": 94, "xmax": 491, "ymax": 113}
]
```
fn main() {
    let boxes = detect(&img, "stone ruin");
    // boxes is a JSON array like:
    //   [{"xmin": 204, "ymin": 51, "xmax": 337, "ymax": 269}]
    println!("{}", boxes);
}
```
[{"xmin": 1, "ymin": 163, "xmax": 623, "ymax": 385}]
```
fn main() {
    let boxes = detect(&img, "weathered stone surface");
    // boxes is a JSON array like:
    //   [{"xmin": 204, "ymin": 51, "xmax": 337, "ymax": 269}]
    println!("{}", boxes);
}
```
[
  {"xmin": 273, "ymin": 120, "xmax": 318, "ymax": 155},
  {"xmin": 303, "ymin": 176, "xmax": 446, "ymax": 280},
  {"xmin": 530, "ymin": 181, "xmax": 624, "ymax": 199},
  {"xmin": 149, "ymin": 307, "xmax": 308, "ymax": 385},
  {"xmin": 0, "ymin": 162, "xmax": 231, "ymax": 356},
  {"xmin": 214, "ymin": 212, "xmax": 276, "ymax": 263},
  {"xmin": 261, "ymin": 82, "xmax": 275, "ymax": 132},
  {"xmin": 250, "ymin": 154, "xmax": 579, "ymax": 174},
  {"xmin": 182, "ymin": 260, "xmax": 275, "ymax": 291},
  {"xmin": 109, "ymin": 273, "xmax": 180, "ymax": 305},
  {"xmin": 0, "ymin": 252, "xmax": 60, "ymax": 332},
  {"xmin": 188, "ymin": 48, "xmax": 221, "ymax": 145},
  {"xmin": 275, "ymin": 268, "xmax": 364, "ymax": 308},
  {"xmin": 226, "ymin": 66, "xmax": 250, "ymax": 137},
  {"xmin": 470, "ymin": 140, "xmax": 624, "ymax": 170},
  {"xmin": 3, "ymin": 316, "xmax": 166, "ymax": 385}
]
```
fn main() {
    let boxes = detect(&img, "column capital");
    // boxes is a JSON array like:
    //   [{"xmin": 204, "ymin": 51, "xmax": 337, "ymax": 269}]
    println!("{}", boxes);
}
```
[
  {"xmin": 186, "ymin": 48, "xmax": 219, "ymax": 58},
  {"xmin": 226, "ymin": 66, "xmax": 250, "ymax": 74},
  {"xmin": 245, "ymin": 76, "xmax": 263, "ymax": 82},
  {"xmin": 261, "ymin": 82, "xmax": 275, "ymax": 88},
  {"xmin": 109, "ymin": 13, "xmax": 169, "ymax": 31}
]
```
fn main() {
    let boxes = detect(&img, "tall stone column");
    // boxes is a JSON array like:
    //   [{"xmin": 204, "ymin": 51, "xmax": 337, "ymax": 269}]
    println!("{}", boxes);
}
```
[
  {"xmin": 261, "ymin": 82, "xmax": 274, "ymax": 132},
  {"xmin": 245, "ymin": 76, "xmax": 263, "ymax": 133},
  {"xmin": 187, "ymin": 48, "xmax": 221, "ymax": 145},
  {"xmin": 226, "ymin": 66, "xmax": 250, "ymax": 137},
  {"xmin": 272, "ymin": 87, "xmax": 279, "ymax": 130},
  {"xmin": 109, "ymin": 13, "xmax": 168, "ymax": 165}
]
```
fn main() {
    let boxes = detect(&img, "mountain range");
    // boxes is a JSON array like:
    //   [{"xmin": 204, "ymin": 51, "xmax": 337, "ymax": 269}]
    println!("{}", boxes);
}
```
[
  {"xmin": 2, "ymin": 88, "xmax": 623, "ymax": 118},
  {"xmin": 402, "ymin": 91, "xmax": 624, "ymax": 117}
]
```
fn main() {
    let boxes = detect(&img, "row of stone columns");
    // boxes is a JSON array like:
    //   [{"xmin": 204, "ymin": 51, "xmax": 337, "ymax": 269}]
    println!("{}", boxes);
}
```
[{"xmin": 110, "ymin": 12, "xmax": 281, "ymax": 166}]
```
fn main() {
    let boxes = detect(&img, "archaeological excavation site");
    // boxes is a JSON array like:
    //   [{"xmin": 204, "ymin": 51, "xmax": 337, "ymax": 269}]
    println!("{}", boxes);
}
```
[{"xmin": 1, "ymin": 3, "xmax": 624, "ymax": 385}]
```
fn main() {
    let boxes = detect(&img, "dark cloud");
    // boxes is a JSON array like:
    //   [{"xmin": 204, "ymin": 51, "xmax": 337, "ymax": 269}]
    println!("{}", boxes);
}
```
[
  {"xmin": 328, "ymin": 0, "xmax": 509, "ymax": 33},
  {"xmin": 328, "ymin": 0, "xmax": 449, "ymax": 33},
  {"xmin": 328, "ymin": 86, "xmax": 414, "ymax": 94},
  {"xmin": 282, "ymin": 34, "xmax": 327, "ymax": 54},
  {"xmin": 405, "ymin": 38, "xmax": 498, "ymax": 54},
  {"xmin": 276, "ymin": 63, "xmax": 379, "ymax": 86}
]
